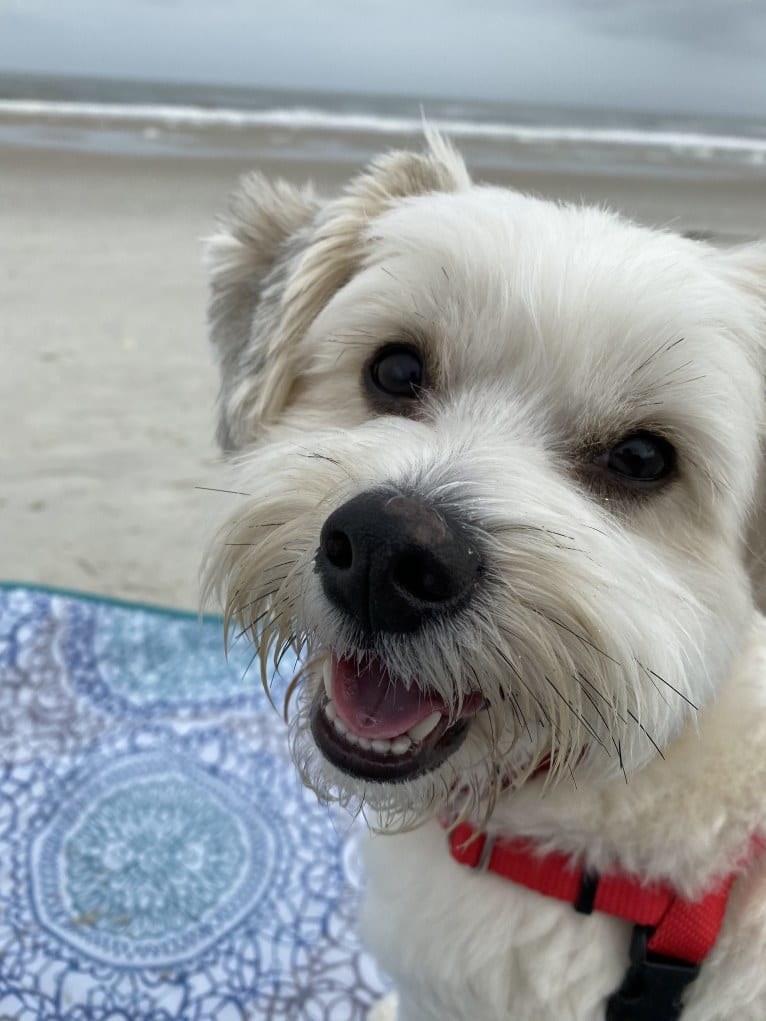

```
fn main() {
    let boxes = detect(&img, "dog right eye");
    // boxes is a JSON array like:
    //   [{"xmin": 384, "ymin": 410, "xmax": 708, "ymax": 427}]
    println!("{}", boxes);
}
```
[
  {"xmin": 366, "ymin": 345, "xmax": 425, "ymax": 401},
  {"xmin": 598, "ymin": 430, "xmax": 677, "ymax": 487}
]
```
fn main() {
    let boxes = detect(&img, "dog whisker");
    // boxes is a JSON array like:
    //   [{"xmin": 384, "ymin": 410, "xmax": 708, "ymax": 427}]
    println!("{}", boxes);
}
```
[
  {"xmin": 511, "ymin": 692, "xmax": 534, "ymax": 744},
  {"xmin": 625, "ymin": 707, "xmax": 666, "ymax": 760},
  {"xmin": 634, "ymin": 660, "xmax": 699, "ymax": 711},
  {"xmin": 300, "ymin": 451, "xmax": 343, "ymax": 466},
  {"xmin": 542, "ymin": 674, "xmax": 609, "ymax": 754},
  {"xmin": 495, "ymin": 643, "xmax": 555, "ymax": 730},
  {"xmin": 231, "ymin": 592, "xmax": 296, "ymax": 642},
  {"xmin": 537, "ymin": 612, "xmax": 621, "ymax": 667},
  {"xmin": 572, "ymin": 672, "xmax": 619, "ymax": 735},
  {"xmin": 629, "ymin": 335, "xmax": 686, "ymax": 377},
  {"xmin": 194, "ymin": 484, "xmax": 252, "ymax": 496},
  {"xmin": 613, "ymin": 737, "xmax": 629, "ymax": 784}
]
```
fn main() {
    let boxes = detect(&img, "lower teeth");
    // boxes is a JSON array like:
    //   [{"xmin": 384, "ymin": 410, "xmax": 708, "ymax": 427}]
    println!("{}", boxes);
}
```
[{"xmin": 323, "ymin": 699, "xmax": 416, "ymax": 756}]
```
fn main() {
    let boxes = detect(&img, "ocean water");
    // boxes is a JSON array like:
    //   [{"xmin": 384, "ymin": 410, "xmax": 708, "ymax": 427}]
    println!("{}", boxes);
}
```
[{"xmin": 1, "ymin": 71, "xmax": 765, "ymax": 176}]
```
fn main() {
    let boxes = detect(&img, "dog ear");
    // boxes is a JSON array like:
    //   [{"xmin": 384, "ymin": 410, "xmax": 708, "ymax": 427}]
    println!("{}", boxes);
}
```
[
  {"xmin": 205, "ymin": 175, "xmax": 320, "ymax": 450},
  {"xmin": 721, "ymin": 243, "xmax": 766, "ymax": 307},
  {"xmin": 206, "ymin": 131, "xmax": 470, "ymax": 450},
  {"xmin": 723, "ymin": 244, "xmax": 766, "ymax": 610}
]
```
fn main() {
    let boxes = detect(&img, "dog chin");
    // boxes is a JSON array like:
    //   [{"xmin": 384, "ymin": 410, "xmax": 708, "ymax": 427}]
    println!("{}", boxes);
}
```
[{"xmin": 288, "ymin": 647, "xmax": 561, "ymax": 829}]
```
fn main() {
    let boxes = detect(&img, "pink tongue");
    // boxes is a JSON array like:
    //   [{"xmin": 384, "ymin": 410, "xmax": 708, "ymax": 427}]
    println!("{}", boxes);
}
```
[{"xmin": 331, "ymin": 655, "xmax": 445, "ymax": 740}]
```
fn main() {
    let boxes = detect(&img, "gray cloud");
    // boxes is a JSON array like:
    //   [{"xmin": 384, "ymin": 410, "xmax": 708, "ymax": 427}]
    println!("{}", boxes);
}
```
[
  {"xmin": 0, "ymin": 0, "xmax": 764, "ymax": 118},
  {"xmin": 571, "ymin": 0, "xmax": 766, "ymax": 56}
]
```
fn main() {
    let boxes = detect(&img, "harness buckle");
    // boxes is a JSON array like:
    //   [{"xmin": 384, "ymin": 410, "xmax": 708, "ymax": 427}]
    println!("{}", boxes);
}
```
[{"xmin": 606, "ymin": 925, "xmax": 701, "ymax": 1021}]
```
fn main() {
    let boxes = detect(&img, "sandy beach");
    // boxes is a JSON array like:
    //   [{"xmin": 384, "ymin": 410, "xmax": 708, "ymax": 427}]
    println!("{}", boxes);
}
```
[{"xmin": 2, "ymin": 126, "xmax": 766, "ymax": 610}]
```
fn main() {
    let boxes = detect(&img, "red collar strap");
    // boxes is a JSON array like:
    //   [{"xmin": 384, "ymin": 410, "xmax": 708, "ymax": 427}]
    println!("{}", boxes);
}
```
[{"xmin": 447, "ymin": 821, "xmax": 765, "ymax": 1021}]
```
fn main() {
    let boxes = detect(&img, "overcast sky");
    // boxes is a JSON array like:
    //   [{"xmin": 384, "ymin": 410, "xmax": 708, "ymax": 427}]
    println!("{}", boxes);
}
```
[{"xmin": 1, "ymin": 0, "xmax": 765, "ymax": 117}]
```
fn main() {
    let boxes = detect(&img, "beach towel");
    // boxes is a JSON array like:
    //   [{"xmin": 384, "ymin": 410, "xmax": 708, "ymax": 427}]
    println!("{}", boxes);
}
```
[{"xmin": 0, "ymin": 584, "xmax": 388, "ymax": 1020}]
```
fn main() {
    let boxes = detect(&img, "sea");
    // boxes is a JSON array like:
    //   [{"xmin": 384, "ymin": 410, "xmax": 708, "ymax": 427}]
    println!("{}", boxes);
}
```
[{"xmin": 1, "ymin": 71, "xmax": 765, "ymax": 180}]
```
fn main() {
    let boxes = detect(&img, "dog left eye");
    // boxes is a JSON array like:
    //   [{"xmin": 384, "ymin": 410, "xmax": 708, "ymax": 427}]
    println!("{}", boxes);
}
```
[
  {"xmin": 600, "ymin": 431, "xmax": 677, "ymax": 485},
  {"xmin": 367, "ymin": 345, "xmax": 424, "ymax": 399}
]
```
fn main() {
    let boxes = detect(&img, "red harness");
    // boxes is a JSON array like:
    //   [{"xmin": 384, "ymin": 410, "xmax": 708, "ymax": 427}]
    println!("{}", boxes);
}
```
[{"xmin": 447, "ymin": 820, "xmax": 764, "ymax": 1020}]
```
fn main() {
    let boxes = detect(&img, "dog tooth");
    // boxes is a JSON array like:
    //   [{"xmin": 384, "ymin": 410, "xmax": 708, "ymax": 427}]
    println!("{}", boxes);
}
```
[
  {"xmin": 331, "ymin": 715, "xmax": 349, "ymax": 737},
  {"xmin": 408, "ymin": 711, "xmax": 442, "ymax": 743},
  {"xmin": 371, "ymin": 738, "xmax": 392, "ymax": 755},
  {"xmin": 324, "ymin": 699, "xmax": 338, "ymax": 722},
  {"xmin": 322, "ymin": 658, "xmax": 333, "ymax": 700},
  {"xmin": 390, "ymin": 736, "xmax": 411, "ymax": 755},
  {"xmin": 345, "ymin": 731, "xmax": 360, "ymax": 747},
  {"xmin": 357, "ymin": 737, "xmax": 373, "ymax": 751}
]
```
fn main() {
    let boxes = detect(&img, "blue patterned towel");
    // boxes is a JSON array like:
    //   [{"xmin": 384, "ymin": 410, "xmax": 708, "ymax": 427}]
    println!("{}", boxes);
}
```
[{"xmin": 0, "ymin": 584, "xmax": 388, "ymax": 1020}]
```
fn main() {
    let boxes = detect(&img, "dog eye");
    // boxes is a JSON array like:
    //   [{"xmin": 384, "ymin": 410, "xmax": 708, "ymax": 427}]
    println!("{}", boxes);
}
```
[
  {"xmin": 367, "ymin": 345, "xmax": 424, "ymax": 399},
  {"xmin": 601, "ymin": 431, "xmax": 677, "ymax": 485}
]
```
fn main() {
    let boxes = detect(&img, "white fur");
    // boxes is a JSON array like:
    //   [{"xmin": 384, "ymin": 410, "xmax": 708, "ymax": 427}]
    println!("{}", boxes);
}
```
[
  {"xmin": 203, "ymin": 136, "xmax": 766, "ymax": 1019},
  {"xmin": 361, "ymin": 620, "xmax": 766, "ymax": 1021}
]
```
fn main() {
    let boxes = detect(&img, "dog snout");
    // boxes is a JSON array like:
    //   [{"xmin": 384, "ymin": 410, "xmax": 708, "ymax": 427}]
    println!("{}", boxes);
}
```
[{"xmin": 316, "ymin": 491, "xmax": 481, "ymax": 634}]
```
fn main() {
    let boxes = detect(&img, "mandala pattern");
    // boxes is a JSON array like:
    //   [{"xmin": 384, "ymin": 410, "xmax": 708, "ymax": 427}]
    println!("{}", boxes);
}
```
[
  {"xmin": 65, "ymin": 598, "xmax": 274, "ymax": 716},
  {"xmin": 31, "ymin": 752, "xmax": 274, "ymax": 966},
  {"xmin": 0, "ymin": 585, "xmax": 390, "ymax": 1020},
  {"xmin": 0, "ymin": 587, "xmax": 108, "ymax": 761}
]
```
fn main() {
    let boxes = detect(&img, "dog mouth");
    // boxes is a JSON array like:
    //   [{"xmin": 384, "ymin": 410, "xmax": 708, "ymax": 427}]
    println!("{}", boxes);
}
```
[{"xmin": 309, "ymin": 653, "xmax": 486, "ymax": 782}]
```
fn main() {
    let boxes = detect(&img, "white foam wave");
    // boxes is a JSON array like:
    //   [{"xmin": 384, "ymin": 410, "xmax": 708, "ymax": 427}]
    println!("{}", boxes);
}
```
[{"xmin": 1, "ymin": 99, "xmax": 765, "ymax": 158}]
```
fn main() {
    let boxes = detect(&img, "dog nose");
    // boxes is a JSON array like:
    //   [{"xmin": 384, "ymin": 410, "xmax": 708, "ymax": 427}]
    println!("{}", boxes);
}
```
[{"xmin": 316, "ymin": 491, "xmax": 481, "ymax": 634}]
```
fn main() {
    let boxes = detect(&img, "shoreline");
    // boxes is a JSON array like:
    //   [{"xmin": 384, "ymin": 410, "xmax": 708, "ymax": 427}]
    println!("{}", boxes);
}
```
[{"xmin": 3, "ymin": 100, "xmax": 766, "ymax": 155}]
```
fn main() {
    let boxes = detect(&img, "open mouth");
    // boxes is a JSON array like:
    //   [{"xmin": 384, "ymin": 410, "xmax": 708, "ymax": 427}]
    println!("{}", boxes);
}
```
[{"xmin": 309, "ymin": 653, "xmax": 486, "ymax": 782}]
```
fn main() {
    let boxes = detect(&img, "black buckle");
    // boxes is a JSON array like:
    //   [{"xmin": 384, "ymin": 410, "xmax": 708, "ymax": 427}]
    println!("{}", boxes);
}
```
[{"xmin": 606, "ymin": 925, "xmax": 700, "ymax": 1021}]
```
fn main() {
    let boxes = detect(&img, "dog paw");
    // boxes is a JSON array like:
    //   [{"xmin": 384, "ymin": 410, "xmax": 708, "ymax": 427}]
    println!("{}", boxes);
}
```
[{"xmin": 367, "ymin": 992, "xmax": 399, "ymax": 1021}]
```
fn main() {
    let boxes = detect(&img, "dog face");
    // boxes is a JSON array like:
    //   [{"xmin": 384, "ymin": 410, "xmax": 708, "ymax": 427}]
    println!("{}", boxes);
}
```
[{"xmin": 204, "ymin": 135, "xmax": 766, "ymax": 830}]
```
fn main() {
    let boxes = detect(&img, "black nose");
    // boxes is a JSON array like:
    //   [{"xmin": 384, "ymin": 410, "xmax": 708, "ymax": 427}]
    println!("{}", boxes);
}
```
[{"xmin": 316, "ymin": 491, "xmax": 481, "ymax": 635}]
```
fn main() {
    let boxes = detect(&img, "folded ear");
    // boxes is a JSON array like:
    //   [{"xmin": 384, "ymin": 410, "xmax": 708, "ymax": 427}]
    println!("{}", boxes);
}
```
[
  {"xmin": 722, "ymin": 244, "xmax": 766, "ymax": 610},
  {"xmin": 719, "ymin": 243, "xmax": 766, "ymax": 309},
  {"xmin": 205, "ymin": 175, "xmax": 319, "ymax": 450},
  {"xmin": 205, "ymin": 131, "xmax": 470, "ymax": 451}
]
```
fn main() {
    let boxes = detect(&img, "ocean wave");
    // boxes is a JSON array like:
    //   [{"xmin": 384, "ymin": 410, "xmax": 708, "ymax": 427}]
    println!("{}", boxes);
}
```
[{"xmin": 1, "ymin": 99, "xmax": 765, "ymax": 158}]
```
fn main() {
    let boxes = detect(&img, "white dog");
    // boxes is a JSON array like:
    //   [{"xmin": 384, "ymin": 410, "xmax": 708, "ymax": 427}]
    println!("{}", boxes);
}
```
[{"xmin": 204, "ymin": 133, "xmax": 766, "ymax": 1021}]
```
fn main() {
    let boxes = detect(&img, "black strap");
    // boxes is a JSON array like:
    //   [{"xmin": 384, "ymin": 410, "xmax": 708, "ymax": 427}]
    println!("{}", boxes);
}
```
[
  {"xmin": 574, "ymin": 868, "xmax": 600, "ymax": 915},
  {"xmin": 606, "ymin": 926, "xmax": 700, "ymax": 1021}
]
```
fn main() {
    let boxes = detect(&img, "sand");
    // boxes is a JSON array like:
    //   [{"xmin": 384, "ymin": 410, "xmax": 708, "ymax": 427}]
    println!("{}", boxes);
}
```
[{"xmin": 2, "ymin": 137, "xmax": 765, "ymax": 610}]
